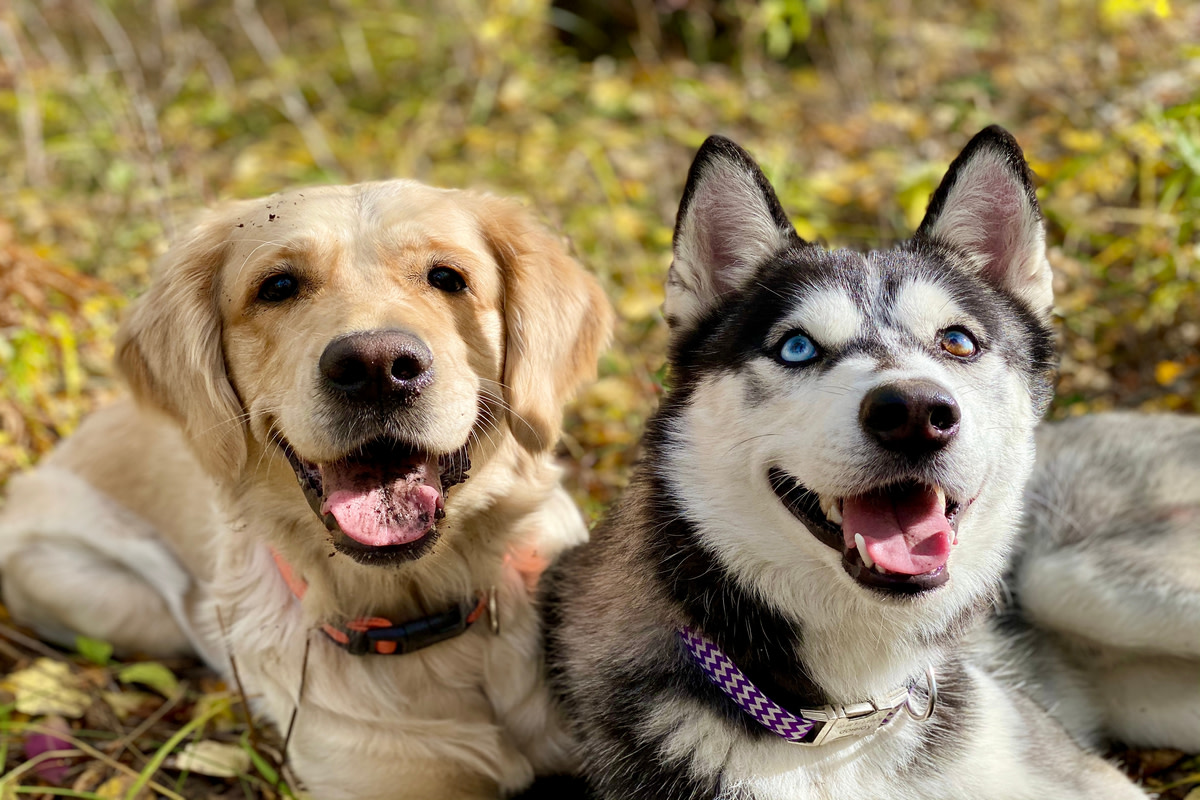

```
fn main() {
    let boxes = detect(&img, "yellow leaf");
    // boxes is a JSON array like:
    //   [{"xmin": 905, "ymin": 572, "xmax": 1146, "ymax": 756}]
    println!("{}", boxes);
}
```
[
  {"xmin": 7, "ymin": 658, "xmax": 91, "ymax": 718},
  {"xmin": 94, "ymin": 776, "xmax": 143, "ymax": 799},
  {"xmin": 617, "ymin": 282, "xmax": 664, "ymax": 322},
  {"xmin": 101, "ymin": 690, "xmax": 158, "ymax": 721},
  {"xmin": 1155, "ymin": 360, "xmax": 1184, "ymax": 385},
  {"xmin": 1059, "ymin": 129, "xmax": 1104, "ymax": 153}
]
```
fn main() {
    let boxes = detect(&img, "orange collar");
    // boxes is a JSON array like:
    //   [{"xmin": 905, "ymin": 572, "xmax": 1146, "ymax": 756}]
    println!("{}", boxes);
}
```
[{"xmin": 270, "ymin": 548, "xmax": 492, "ymax": 656}]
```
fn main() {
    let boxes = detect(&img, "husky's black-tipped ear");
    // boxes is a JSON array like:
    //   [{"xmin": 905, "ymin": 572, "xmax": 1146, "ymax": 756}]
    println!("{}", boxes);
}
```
[
  {"xmin": 916, "ymin": 125, "xmax": 1053, "ymax": 316},
  {"xmin": 666, "ymin": 136, "xmax": 798, "ymax": 333}
]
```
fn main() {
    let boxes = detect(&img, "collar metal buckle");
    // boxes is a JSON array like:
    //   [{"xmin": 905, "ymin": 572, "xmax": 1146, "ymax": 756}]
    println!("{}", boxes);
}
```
[{"xmin": 804, "ymin": 688, "xmax": 908, "ymax": 746}]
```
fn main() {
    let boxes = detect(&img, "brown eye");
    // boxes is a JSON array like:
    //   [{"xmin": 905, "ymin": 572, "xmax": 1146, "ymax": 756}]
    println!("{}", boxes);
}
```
[
  {"xmin": 940, "ymin": 327, "xmax": 977, "ymax": 358},
  {"xmin": 428, "ymin": 266, "xmax": 467, "ymax": 293},
  {"xmin": 257, "ymin": 272, "xmax": 300, "ymax": 303}
]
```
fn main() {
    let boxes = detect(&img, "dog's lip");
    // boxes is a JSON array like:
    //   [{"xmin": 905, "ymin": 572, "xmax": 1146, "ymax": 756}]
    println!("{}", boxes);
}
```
[
  {"xmin": 276, "ymin": 434, "xmax": 471, "ymax": 559},
  {"xmin": 767, "ymin": 466, "xmax": 968, "ymax": 595}
]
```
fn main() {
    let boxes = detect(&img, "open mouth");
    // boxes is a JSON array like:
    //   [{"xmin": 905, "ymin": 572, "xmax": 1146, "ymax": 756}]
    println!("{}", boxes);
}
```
[
  {"xmin": 768, "ymin": 467, "xmax": 965, "ymax": 595},
  {"xmin": 281, "ymin": 437, "xmax": 470, "ymax": 565}
]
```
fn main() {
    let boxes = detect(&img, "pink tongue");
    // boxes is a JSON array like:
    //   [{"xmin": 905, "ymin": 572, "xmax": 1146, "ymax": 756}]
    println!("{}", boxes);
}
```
[
  {"xmin": 319, "ymin": 453, "xmax": 443, "ymax": 547},
  {"xmin": 841, "ymin": 486, "xmax": 953, "ymax": 576}
]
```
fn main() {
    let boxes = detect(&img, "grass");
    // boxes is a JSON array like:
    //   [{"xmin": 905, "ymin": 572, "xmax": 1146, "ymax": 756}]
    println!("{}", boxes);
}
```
[{"xmin": 0, "ymin": 0, "xmax": 1198, "ymax": 796}]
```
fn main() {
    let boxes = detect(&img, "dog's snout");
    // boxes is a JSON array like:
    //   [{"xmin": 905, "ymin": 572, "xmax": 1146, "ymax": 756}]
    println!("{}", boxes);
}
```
[
  {"xmin": 319, "ymin": 330, "xmax": 433, "ymax": 403},
  {"xmin": 860, "ymin": 379, "xmax": 960, "ymax": 456}
]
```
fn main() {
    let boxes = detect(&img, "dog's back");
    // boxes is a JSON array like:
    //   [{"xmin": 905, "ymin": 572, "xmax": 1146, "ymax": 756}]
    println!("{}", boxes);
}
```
[{"xmin": 1005, "ymin": 412, "xmax": 1200, "ymax": 752}]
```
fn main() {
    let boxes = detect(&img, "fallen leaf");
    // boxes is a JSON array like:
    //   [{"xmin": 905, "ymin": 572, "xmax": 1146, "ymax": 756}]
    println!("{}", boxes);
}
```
[
  {"xmin": 23, "ymin": 715, "xmax": 76, "ymax": 785},
  {"xmin": 94, "ymin": 775, "xmax": 146, "ymax": 799},
  {"xmin": 116, "ymin": 662, "xmax": 180, "ymax": 698},
  {"xmin": 74, "ymin": 635, "xmax": 113, "ymax": 666},
  {"xmin": 167, "ymin": 739, "xmax": 252, "ymax": 778},
  {"xmin": 1156, "ymin": 360, "xmax": 1184, "ymax": 386},
  {"xmin": 8, "ymin": 659, "xmax": 91, "ymax": 718},
  {"xmin": 101, "ymin": 689, "xmax": 159, "ymax": 721}
]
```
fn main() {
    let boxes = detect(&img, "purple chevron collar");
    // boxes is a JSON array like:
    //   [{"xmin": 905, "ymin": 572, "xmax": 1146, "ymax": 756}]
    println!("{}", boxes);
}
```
[{"xmin": 678, "ymin": 626, "xmax": 935, "ymax": 746}]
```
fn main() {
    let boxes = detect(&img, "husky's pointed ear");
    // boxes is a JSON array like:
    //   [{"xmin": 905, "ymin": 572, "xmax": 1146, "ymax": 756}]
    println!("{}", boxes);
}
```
[
  {"xmin": 116, "ymin": 210, "xmax": 248, "ymax": 480},
  {"xmin": 666, "ymin": 136, "xmax": 798, "ymax": 334},
  {"xmin": 472, "ymin": 195, "xmax": 613, "ymax": 455},
  {"xmin": 916, "ymin": 125, "xmax": 1053, "ymax": 316}
]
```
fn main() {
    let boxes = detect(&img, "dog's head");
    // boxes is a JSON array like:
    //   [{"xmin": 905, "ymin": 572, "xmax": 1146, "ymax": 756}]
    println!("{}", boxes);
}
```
[
  {"xmin": 661, "ymin": 128, "xmax": 1054, "ymax": 607},
  {"xmin": 117, "ymin": 181, "xmax": 611, "ymax": 565}
]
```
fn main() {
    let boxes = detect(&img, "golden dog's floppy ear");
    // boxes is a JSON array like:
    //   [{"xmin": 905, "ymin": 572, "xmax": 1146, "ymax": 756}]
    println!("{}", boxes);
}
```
[
  {"xmin": 474, "ymin": 197, "xmax": 613, "ymax": 454},
  {"xmin": 116, "ymin": 211, "xmax": 247, "ymax": 480}
]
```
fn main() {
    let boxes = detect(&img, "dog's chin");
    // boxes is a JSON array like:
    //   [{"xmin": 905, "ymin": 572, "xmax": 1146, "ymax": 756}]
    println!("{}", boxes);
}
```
[
  {"xmin": 279, "ymin": 436, "xmax": 471, "ymax": 567},
  {"xmin": 329, "ymin": 529, "xmax": 441, "ymax": 566},
  {"xmin": 767, "ymin": 467, "xmax": 965, "ymax": 598}
]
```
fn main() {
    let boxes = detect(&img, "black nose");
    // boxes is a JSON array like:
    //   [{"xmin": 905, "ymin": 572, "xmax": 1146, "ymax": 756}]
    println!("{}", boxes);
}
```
[
  {"xmin": 319, "ymin": 330, "xmax": 433, "ymax": 404},
  {"xmin": 860, "ymin": 379, "xmax": 960, "ymax": 456}
]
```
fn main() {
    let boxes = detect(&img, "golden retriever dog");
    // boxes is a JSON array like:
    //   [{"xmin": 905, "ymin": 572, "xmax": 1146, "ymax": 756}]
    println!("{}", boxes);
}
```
[{"xmin": 0, "ymin": 180, "xmax": 612, "ymax": 799}]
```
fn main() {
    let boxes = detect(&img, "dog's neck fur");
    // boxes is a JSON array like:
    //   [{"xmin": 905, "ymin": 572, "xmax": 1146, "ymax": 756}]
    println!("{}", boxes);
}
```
[{"xmin": 225, "ymin": 434, "xmax": 563, "ymax": 623}]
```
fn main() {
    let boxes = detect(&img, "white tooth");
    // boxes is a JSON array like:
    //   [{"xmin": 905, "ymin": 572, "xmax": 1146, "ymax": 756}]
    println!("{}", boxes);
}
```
[
  {"xmin": 827, "ymin": 503, "xmax": 843, "ymax": 525},
  {"xmin": 935, "ymin": 486, "xmax": 947, "ymax": 511},
  {"xmin": 854, "ymin": 533, "xmax": 876, "ymax": 570},
  {"xmin": 820, "ymin": 494, "xmax": 836, "ymax": 516}
]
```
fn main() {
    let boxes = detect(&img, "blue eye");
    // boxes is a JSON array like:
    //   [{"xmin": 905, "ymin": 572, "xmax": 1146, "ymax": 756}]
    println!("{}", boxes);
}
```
[
  {"xmin": 940, "ymin": 328, "xmax": 977, "ymax": 358},
  {"xmin": 778, "ymin": 332, "xmax": 819, "ymax": 365}
]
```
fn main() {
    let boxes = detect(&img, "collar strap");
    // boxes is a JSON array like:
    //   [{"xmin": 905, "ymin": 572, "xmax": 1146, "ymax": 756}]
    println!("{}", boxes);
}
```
[
  {"xmin": 271, "ymin": 548, "xmax": 498, "ymax": 656},
  {"xmin": 321, "ymin": 594, "xmax": 490, "ymax": 655},
  {"xmin": 677, "ymin": 626, "xmax": 936, "ymax": 746}
]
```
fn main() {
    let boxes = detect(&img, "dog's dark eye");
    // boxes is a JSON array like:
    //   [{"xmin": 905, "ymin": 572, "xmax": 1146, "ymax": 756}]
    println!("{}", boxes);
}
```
[
  {"xmin": 428, "ymin": 266, "xmax": 467, "ymax": 293},
  {"xmin": 257, "ymin": 272, "xmax": 300, "ymax": 303},
  {"xmin": 777, "ymin": 332, "xmax": 820, "ymax": 366},
  {"xmin": 940, "ymin": 327, "xmax": 978, "ymax": 358}
]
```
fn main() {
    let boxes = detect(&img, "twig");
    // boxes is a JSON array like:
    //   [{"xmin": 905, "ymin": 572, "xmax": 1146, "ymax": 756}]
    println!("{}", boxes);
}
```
[
  {"xmin": 13, "ymin": 0, "xmax": 71, "ymax": 71},
  {"xmin": 13, "ymin": 724, "xmax": 187, "ymax": 800},
  {"xmin": 216, "ymin": 606, "xmax": 259, "ymax": 748},
  {"xmin": 277, "ymin": 632, "xmax": 311, "ymax": 789},
  {"xmin": 84, "ymin": 0, "xmax": 175, "ymax": 238},
  {"xmin": 123, "ymin": 696, "xmax": 232, "ymax": 800},
  {"xmin": 105, "ymin": 688, "xmax": 184, "ymax": 761},
  {"xmin": 0, "ymin": 748, "xmax": 84, "ymax": 787},
  {"xmin": 234, "ymin": 0, "xmax": 341, "ymax": 175},
  {"xmin": 0, "ymin": 623, "xmax": 70, "ymax": 662},
  {"xmin": 0, "ymin": 19, "xmax": 47, "ymax": 186}
]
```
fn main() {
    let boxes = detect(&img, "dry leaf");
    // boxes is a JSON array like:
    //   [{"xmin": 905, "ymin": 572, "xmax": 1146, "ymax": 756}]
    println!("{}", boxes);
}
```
[
  {"xmin": 167, "ymin": 739, "xmax": 252, "ymax": 778},
  {"xmin": 95, "ymin": 775, "xmax": 147, "ymax": 799},
  {"xmin": 101, "ymin": 690, "xmax": 159, "ymax": 721},
  {"xmin": 8, "ymin": 659, "xmax": 91, "ymax": 718}
]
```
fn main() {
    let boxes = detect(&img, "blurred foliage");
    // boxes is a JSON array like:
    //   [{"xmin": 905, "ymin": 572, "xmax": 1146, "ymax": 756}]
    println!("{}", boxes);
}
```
[{"xmin": 0, "ymin": 1, "xmax": 1198, "ymax": 792}]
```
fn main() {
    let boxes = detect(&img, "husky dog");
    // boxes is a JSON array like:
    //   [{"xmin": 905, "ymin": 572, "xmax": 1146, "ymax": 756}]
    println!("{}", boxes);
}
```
[
  {"xmin": 1002, "ymin": 411, "xmax": 1200, "ymax": 754},
  {"xmin": 543, "ymin": 127, "xmax": 1145, "ymax": 798}
]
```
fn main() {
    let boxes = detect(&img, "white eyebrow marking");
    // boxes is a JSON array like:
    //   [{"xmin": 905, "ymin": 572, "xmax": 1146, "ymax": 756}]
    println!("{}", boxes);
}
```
[
  {"xmin": 892, "ymin": 279, "xmax": 977, "ymax": 341},
  {"xmin": 779, "ymin": 287, "xmax": 864, "ymax": 349}
]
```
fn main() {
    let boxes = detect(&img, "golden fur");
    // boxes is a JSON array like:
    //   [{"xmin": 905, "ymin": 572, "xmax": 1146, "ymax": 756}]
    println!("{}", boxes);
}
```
[{"xmin": 0, "ymin": 180, "xmax": 612, "ymax": 799}]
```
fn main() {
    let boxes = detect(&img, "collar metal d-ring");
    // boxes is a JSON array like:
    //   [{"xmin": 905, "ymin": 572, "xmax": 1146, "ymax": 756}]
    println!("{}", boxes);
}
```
[
  {"xmin": 904, "ymin": 665, "xmax": 937, "ymax": 721},
  {"xmin": 486, "ymin": 586, "xmax": 500, "ymax": 635}
]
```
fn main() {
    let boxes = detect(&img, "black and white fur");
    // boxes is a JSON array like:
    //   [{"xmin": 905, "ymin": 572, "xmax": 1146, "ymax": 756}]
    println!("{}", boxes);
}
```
[
  {"xmin": 999, "ymin": 412, "xmax": 1200, "ymax": 754},
  {"xmin": 543, "ymin": 128, "xmax": 1146, "ymax": 799}
]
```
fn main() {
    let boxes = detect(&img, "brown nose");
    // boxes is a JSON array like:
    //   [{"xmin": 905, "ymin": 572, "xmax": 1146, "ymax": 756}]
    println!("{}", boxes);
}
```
[
  {"xmin": 319, "ymin": 330, "xmax": 433, "ymax": 404},
  {"xmin": 860, "ymin": 379, "xmax": 960, "ymax": 457}
]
